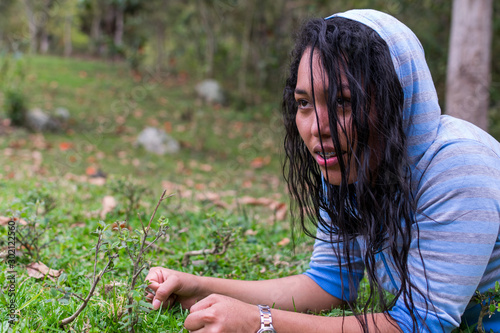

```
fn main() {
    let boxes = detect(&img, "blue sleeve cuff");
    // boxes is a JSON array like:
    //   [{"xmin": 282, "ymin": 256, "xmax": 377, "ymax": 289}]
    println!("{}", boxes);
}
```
[
  {"xmin": 389, "ymin": 302, "xmax": 457, "ymax": 333},
  {"xmin": 304, "ymin": 261, "xmax": 364, "ymax": 302}
]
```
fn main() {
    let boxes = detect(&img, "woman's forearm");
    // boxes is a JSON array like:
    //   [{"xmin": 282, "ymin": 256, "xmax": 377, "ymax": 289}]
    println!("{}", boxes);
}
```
[
  {"xmin": 197, "ymin": 274, "xmax": 342, "ymax": 313},
  {"xmin": 271, "ymin": 309, "xmax": 402, "ymax": 333}
]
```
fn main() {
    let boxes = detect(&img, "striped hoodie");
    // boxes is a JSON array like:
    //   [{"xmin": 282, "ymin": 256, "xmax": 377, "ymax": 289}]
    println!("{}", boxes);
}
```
[{"xmin": 304, "ymin": 9, "xmax": 500, "ymax": 333}]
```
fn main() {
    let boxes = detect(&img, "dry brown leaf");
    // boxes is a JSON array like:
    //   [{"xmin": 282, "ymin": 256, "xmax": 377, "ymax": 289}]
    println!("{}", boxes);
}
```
[
  {"xmin": 59, "ymin": 142, "xmax": 73, "ymax": 151},
  {"xmin": 244, "ymin": 229, "xmax": 258, "ymax": 236},
  {"xmin": 238, "ymin": 196, "xmax": 273, "ymax": 206},
  {"xmin": 199, "ymin": 164, "xmax": 213, "ymax": 172},
  {"xmin": 275, "ymin": 205, "xmax": 287, "ymax": 221},
  {"xmin": 86, "ymin": 166, "xmax": 97, "ymax": 176},
  {"xmin": 100, "ymin": 196, "xmax": 117, "ymax": 219},
  {"xmin": 195, "ymin": 192, "xmax": 230, "ymax": 209},
  {"xmin": 26, "ymin": 262, "xmax": 62, "ymax": 280},
  {"xmin": 64, "ymin": 173, "xmax": 106, "ymax": 186},
  {"xmin": 0, "ymin": 216, "xmax": 28, "ymax": 226},
  {"xmin": 88, "ymin": 177, "xmax": 106, "ymax": 186},
  {"xmin": 250, "ymin": 156, "xmax": 271, "ymax": 169},
  {"xmin": 277, "ymin": 237, "xmax": 290, "ymax": 246},
  {"xmin": 164, "ymin": 121, "xmax": 172, "ymax": 133}
]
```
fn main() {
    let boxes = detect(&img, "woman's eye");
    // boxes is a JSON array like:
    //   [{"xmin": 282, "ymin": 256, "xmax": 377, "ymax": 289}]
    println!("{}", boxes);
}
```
[
  {"xmin": 296, "ymin": 99, "xmax": 311, "ymax": 109},
  {"xmin": 336, "ymin": 97, "xmax": 351, "ymax": 107}
]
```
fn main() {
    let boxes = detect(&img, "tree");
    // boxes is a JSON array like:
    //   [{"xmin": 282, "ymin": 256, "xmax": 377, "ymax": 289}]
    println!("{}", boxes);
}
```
[
  {"xmin": 22, "ymin": 0, "xmax": 58, "ymax": 54},
  {"xmin": 445, "ymin": 0, "xmax": 493, "ymax": 131}
]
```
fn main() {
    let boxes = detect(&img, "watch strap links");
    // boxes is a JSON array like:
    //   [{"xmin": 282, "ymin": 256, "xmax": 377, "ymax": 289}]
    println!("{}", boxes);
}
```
[{"xmin": 257, "ymin": 304, "xmax": 276, "ymax": 333}]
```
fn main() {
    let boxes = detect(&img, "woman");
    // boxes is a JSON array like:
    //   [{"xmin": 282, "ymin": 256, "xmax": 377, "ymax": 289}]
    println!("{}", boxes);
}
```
[{"xmin": 146, "ymin": 9, "xmax": 500, "ymax": 332}]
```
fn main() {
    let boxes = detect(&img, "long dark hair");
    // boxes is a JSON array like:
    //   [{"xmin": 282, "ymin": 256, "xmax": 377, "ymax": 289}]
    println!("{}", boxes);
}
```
[{"xmin": 282, "ymin": 17, "xmax": 430, "ymax": 332}]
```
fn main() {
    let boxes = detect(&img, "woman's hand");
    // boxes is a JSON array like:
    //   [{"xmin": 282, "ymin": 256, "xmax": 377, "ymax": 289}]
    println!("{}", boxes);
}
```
[
  {"xmin": 145, "ymin": 267, "xmax": 203, "ymax": 310},
  {"xmin": 184, "ymin": 294, "xmax": 260, "ymax": 333}
]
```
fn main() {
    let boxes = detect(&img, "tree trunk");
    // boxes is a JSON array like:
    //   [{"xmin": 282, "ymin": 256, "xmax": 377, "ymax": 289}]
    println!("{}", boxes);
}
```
[
  {"xmin": 39, "ymin": 28, "xmax": 49, "ymax": 54},
  {"xmin": 90, "ymin": 0, "xmax": 102, "ymax": 55},
  {"xmin": 155, "ymin": 23, "xmax": 166, "ymax": 73},
  {"xmin": 445, "ymin": 0, "xmax": 493, "ymax": 131},
  {"xmin": 198, "ymin": 0, "xmax": 216, "ymax": 78},
  {"xmin": 64, "ymin": 15, "xmax": 72, "ymax": 57},
  {"xmin": 114, "ymin": 6, "xmax": 124, "ymax": 47},
  {"xmin": 23, "ymin": 0, "xmax": 38, "ymax": 54},
  {"xmin": 238, "ymin": 0, "xmax": 255, "ymax": 101}
]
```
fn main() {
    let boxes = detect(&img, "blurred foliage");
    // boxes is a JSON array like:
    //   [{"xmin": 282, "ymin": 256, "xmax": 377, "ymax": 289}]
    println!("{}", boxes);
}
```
[
  {"xmin": 0, "ymin": 54, "xmax": 28, "ymax": 126},
  {"xmin": 0, "ymin": 0, "xmax": 498, "ymax": 133}
]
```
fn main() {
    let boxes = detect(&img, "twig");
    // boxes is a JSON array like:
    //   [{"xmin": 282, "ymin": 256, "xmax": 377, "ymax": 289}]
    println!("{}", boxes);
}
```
[
  {"xmin": 145, "ymin": 190, "xmax": 170, "ymax": 233},
  {"xmin": 125, "ymin": 190, "xmax": 170, "ymax": 332},
  {"xmin": 144, "ymin": 240, "xmax": 174, "ymax": 254},
  {"xmin": 60, "ymin": 253, "xmax": 117, "ymax": 327},
  {"xmin": 182, "ymin": 234, "xmax": 234, "ymax": 266}
]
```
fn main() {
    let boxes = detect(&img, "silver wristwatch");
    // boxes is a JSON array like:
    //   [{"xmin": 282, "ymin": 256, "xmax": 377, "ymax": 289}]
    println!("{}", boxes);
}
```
[{"xmin": 257, "ymin": 304, "xmax": 277, "ymax": 333}]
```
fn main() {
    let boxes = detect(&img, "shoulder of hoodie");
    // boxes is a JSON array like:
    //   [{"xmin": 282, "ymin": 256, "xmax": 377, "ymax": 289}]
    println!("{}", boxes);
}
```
[{"xmin": 412, "ymin": 115, "xmax": 500, "ymax": 190}]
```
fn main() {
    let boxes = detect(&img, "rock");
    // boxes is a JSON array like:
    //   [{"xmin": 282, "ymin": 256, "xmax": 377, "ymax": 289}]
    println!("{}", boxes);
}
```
[
  {"xmin": 54, "ymin": 107, "xmax": 70, "ymax": 121},
  {"xmin": 136, "ymin": 127, "xmax": 180, "ymax": 155},
  {"xmin": 195, "ymin": 79, "xmax": 225, "ymax": 105},
  {"xmin": 25, "ymin": 108, "xmax": 61, "ymax": 132}
]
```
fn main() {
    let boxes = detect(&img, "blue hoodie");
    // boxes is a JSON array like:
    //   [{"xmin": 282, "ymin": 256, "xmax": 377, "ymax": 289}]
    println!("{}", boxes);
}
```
[{"xmin": 305, "ymin": 9, "xmax": 500, "ymax": 333}]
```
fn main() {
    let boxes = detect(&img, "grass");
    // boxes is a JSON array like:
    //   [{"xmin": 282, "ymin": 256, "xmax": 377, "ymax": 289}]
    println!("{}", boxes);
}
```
[
  {"xmin": 0, "ymin": 55, "xmax": 483, "ymax": 332},
  {"xmin": 0, "ymin": 54, "xmax": 313, "ymax": 331}
]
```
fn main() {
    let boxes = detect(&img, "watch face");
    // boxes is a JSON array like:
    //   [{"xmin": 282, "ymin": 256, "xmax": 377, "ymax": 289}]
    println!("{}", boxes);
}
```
[{"xmin": 258, "ymin": 329, "xmax": 276, "ymax": 333}]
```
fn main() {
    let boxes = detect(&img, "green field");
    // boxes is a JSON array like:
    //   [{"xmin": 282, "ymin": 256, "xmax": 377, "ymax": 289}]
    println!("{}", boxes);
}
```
[
  {"xmin": 0, "ymin": 56, "xmax": 481, "ymax": 332},
  {"xmin": 0, "ymin": 55, "xmax": 317, "ymax": 332}
]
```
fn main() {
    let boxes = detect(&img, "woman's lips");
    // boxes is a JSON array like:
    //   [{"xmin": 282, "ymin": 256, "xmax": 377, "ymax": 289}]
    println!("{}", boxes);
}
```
[{"xmin": 316, "ymin": 153, "xmax": 340, "ymax": 167}]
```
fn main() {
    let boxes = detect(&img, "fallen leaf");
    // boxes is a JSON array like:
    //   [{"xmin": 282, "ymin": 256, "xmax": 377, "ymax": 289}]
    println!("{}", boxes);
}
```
[
  {"xmin": 273, "ymin": 254, "xmax": 290, "ymax": 267},
  {"xmin": 26, "ymin": 262, "xmax": 62, "ymax": 280},
  {"xmin": 199, "ymin": 164, "xmax": 213, "ymax": 172},
  {"xmin": 277, "ymin": 237, "xmax": 290, "ymax": 246},
  {"xmin": 59, "ymin": 142, "xmax": 72, "ymax": 151},
  {"xmin": 242, "ymin": 180, "xmax": 253, "ymax": 188},
  {"xmin": 88, "ymin": 177, "xmax": 106, "ymax": 186},
  {"xmin": 238, "ymin": 196, "xmax": 273, "ymax": 206},
  {"xmin": 0, "ymin": 216, "xmax": 28, "ymax": 225},
  {"xmin": 244, "ymin": 229, "xmax": 258, "ymax": 236},
  {"xmin": 133, "ymin": 109, "xmax": 143, "ymax": 118},
  {"xmin": 104, "ymin": 281, "xmax": 127, "ymax": 295},
  {"xmin": 86, "ymin": 166, "xmax": 97, "ymax": 176},
  {"xmin": 164, "ymin": 121, "xmax": 172, "ymax": 133},
  {"xmin": 275, "ymin": 204, "xmax": 287, "ymax": 221},
  {"xmin": 100, "ymin": 196, "xmax": 117, "ymax": 219},
  {"xmin": 250, "ymin": 156, "xmax": 271, "ymax": 169}
]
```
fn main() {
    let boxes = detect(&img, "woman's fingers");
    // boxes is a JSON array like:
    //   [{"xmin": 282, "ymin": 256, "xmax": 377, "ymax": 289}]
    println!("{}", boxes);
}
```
[
  {"xmin": 184, "ymin": 294, "xmax": 259, "ymax": 332},
  {"xmin": 152, "ymin": 274, "xmax": 182, "ymax": 310},
  {"xmin": 184, "ymin": 297, "xmax": 218, "ymax": 332}
]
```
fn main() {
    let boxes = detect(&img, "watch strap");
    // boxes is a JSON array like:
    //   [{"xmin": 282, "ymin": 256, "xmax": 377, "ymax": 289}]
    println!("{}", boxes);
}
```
[{"xmin": 257, "ymin": 304, "xmax": 276, "ymax": 332}]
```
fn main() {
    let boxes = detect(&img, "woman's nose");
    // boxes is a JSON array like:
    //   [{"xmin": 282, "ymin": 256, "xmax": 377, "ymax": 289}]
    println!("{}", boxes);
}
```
[{"xmin": 311, "ymin": 105, "xmax": 331, "ymax": 138}]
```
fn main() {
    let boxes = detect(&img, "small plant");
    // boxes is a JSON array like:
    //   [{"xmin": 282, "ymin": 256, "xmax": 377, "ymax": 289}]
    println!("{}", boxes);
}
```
[
  {"xmin": 59, "ymin": 221, "xmax": 118, "ymax": 327},
  {"xmin": 109, "ymin": 177, "xmax": 152, "ymax": 222},
  {"xmin": 4, "ymin": 89, "xmax": 27, "ymax": 126},
  {"xmin": 0, "ymin": 55, "xmax": 28, "ymax": 126},
  {"xmin": 182, "ymin": 213, "xmax": 237, "ymax": 267},
  {"xmin": 25, "ymin": 186, "xmax": 57, "ymax": 216},
  {"xmin": 470, "ymin": 282, "xmax": 500, "ymax": 333},
  {"xmin": 117, "ymin": 190, "xmax": 170, "ymax": 332},
  {"xmin": 9, "ymin": 201, "xmax": 52, "ymax": 262}
]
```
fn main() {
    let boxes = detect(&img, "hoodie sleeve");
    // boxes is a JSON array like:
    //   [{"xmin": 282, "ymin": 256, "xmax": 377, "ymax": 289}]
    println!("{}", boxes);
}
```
[
  {"xmin": 304, "ymin": 209, "xmax": 365, "ymax": 303},
  {"xmin": 389, "ymin": 137, "xmax": 500, "ymax": 333}
]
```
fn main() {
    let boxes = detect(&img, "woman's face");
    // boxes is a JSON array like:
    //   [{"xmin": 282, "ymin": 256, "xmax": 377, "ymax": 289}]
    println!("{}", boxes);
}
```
[{"xmin": 294, "ymin": 48, "xmax": 357, "ymax": 185}]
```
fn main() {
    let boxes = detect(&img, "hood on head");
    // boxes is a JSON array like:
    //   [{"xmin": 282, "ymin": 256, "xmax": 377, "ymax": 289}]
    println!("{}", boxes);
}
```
[{"xmin": 326, "ymin": 9, "xmax": 441, "ymax": 166}]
